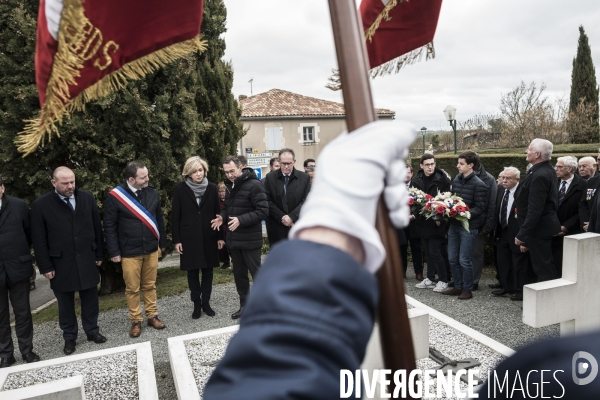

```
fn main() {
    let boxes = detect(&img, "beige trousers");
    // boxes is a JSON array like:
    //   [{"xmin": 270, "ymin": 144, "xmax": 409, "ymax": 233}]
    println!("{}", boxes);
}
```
[{"xmin": 122, "ymin": 251, "xmax": 159, "ymax": 322}]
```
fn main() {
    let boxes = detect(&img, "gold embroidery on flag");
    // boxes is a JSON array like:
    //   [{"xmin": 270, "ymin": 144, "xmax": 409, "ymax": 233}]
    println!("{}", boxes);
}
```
[
  {"xmin": 364, "ymin": 0, "xmax": 401, "ymax": 43},
  {"xmin": 16, "ymin": 0, "xmax": 207, "ymax": 156}
]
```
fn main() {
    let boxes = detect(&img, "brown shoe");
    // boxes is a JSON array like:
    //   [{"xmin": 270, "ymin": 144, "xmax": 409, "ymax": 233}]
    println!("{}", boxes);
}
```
[
  {"xmin": 441, "ymin": 287, "xmax": 462, "ymax": 296},
  {"xmin": 458, "ymin": 290, "xmax": 473, "ymax": 300},
  {"xmin": 129, "ymin": 322, "xmax": 142, "ymax": 338},
  {"xmin": 147, "ymin": 316, "xmax": 166, "ymax": 330},
  {"xmin": 416, "ymin": 274, "xmax": 424, "ymax": 281}
]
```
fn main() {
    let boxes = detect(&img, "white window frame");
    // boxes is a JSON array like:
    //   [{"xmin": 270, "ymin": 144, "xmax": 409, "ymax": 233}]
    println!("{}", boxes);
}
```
[{"xmin": 298, "ymin": 123, "xmax": 321, "ymax": 145}]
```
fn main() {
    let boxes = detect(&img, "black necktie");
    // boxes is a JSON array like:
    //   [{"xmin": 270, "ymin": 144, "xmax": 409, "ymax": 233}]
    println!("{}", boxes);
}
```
[
  {"xmin": 558, "ymin": 181, "xmax": 567, "ymax": 205},
  {"xmin": 284, "ymin": 175, "xmax": 289, "ymax": 197},
  {"xmin": 64, "ymin": 197, "xmax": 75, "ymax": 213},
  {"xmin": 501, "ymin": 189, "xmax": 509, "ymax": 228}
]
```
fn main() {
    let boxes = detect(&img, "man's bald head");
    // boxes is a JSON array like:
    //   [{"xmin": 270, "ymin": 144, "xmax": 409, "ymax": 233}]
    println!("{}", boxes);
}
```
[{"xmin": 51, "ymin": 167, "xmax": 76, "ymax": 197}]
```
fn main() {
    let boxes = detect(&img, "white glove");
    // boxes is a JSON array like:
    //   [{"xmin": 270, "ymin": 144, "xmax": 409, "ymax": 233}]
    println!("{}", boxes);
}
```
[{"xmin": 289, "ymin": 120, "xmax": 416, "ymax": 273}]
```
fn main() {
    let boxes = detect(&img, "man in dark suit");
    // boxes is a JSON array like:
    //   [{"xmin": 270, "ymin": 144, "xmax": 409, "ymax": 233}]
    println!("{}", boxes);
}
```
[
  {"xmin": 578, "ymin": 169, "xmax": 600, "ymax": 232},
  {"xmin": 552, "ymin": 156, "xmax": 585, "ymax": 277},
  {"xmin": 264, "ymin": 148, "xmax": 311, "ymax": 246},
  {"xmin": 514, "ymin": 139, "xmax": 562, "ymax": 282},
  {"xmin": 31, "ymin": 167, "xmax": 106, "ymax": 355},
  {"xmin": 0, "ymin": 179, "xmax": 40, "ymax": 367},
  {"xmin": 492, "ymin": 167, "xmax": 530, "ymax": 301}
]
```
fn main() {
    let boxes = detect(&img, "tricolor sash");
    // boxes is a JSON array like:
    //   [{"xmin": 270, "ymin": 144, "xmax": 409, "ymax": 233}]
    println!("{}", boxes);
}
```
[{"xmin": 109, "ymin": 186, "xmax": 160, "ymax": 239}]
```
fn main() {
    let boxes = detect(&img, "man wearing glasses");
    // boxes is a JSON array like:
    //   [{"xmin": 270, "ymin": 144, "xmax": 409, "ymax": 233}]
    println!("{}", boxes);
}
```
[
  {"xmin": 552, "ymin": 156, "xmax": 585, "ymax": 277},
  {"xmin": 213, "ymin": 156, "xmax": 268, "ymax": 320},
  {"xmin": 263, "ymin": 148, "xmax": 311, "ymax": 246}
]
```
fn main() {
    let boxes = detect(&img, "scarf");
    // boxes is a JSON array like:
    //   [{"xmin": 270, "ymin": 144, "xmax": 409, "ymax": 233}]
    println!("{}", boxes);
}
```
[{"xmin": 185, "ymin": 177, "xmax": 208, "ymax": 203}]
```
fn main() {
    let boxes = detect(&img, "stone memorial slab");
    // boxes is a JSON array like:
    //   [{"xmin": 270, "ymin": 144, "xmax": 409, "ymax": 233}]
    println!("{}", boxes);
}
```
[
  {"xmin": 0, "ymin": 342, "xmax": 158, "ymax": 400},
  {"xmin": 523, "ymin": 233, "xmax": 600, "ymax": 336},
  {"xmin": 2, "ymin": 375, "xmax": 85, "ymax": 400}
]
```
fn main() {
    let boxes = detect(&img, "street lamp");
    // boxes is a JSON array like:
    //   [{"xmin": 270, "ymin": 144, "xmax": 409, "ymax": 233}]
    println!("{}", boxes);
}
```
[
  {"xmin": 420, "ymin": 127, "xmax": 427, "ymax": 153},
  {"xmin": 443, "ymin": 105, "xmax": 457, "ymax": 154}
]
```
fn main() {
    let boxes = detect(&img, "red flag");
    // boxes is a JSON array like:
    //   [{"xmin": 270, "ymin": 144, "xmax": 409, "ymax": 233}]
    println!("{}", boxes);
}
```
[
  {"xmin": 360, "ymin": 0, "xmax": 443, "ymax": 74},
  {"xmin": 18, "ymin": 0, "xmax": 206, "ymax": 155}
]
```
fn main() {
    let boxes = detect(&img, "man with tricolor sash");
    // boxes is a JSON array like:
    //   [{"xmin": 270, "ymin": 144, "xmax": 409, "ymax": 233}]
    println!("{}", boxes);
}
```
[{"xmin": 104, "ymin": 161, "xmax": 167, "ymax": 338}]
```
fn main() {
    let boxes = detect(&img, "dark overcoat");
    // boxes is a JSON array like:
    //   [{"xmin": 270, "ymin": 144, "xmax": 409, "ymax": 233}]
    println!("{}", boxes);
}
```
[
  {"xmin": 171, "ymin": 181, "xmax": 221, "ymax": 270},
  {"xmin": 514, "ymin": 161, "xmax": 562, "ymax": 242},
  {"xmin": 578, "ymin": 174, "xmax": 600, "ymax": 229},
  {"xmin": 264, "ymin": 168, "xmax": 311, "ymax": 244},
  {"xmin": 31, "ymin": 189, "xmax": 104, "ymax": 292},
  {"xmin": 0, "ymin": 196, "xmax": 33, "ymax": 285},
  {"xmin": 556, "ymin": 173, "xmax": 586, "ymax": 235}
]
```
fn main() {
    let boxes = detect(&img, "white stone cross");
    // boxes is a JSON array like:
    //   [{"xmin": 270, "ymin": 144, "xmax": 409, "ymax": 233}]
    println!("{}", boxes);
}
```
[{"xmin": 523, "ymin": 232, "xmax": 600, "ymax": 336}]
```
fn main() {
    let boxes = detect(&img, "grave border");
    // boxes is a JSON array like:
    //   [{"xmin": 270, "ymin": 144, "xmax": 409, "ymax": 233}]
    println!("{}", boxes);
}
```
[{"xmin": 0, "ymin": 341, "xmax": 158, "ymax": 399}]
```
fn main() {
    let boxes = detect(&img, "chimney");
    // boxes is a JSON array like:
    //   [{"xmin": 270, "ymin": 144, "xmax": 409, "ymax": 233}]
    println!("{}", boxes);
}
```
[{"xmin": 238, "ymin": 95, "xmax": 248, "ymax": 102}]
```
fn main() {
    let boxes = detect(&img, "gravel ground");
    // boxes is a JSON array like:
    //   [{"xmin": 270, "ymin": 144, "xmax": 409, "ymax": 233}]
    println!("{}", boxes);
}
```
[
  {"xmin": 7, "ymin": 283, "xmax": 241, "ymax": 400},
  {"xmin": 186, "ymin": 332, "xmax": 235, "ymax": 398},
  {"xmin": 404, "ymin": 263, "xmax": 560, "ymax": 351},
  {"xmin": 2, "ymin": 351, "xmax": 138, "ymax": 399}
]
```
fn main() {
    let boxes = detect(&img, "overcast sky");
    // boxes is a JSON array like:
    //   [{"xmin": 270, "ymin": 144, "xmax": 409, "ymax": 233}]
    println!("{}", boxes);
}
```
[{"xmin": 221, "ymin": 0, "xmax": 600, "ymax": 132}]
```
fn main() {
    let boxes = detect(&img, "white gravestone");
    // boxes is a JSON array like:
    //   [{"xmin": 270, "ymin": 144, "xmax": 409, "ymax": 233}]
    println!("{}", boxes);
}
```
[
  {"xmin": 523, "ymin": 233, "xmax": 600, "ymax": 336},
  {"xmin": 2, "ymin": 376, "xmax": 85, "ymax": 400}
]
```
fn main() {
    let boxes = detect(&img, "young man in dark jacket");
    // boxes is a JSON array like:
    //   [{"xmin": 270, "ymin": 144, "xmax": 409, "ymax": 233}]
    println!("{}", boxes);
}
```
[
  {"xmin": 441, "ymin": 151, "xmax": 488, "ymax": 300},
  {"xmin": 214, "ymin": 156, "xmax": 268, "ymax": 320},
  {"xmin": 412, "ymin": 154, "xmax": 451, "ymax": 292},
  {"xmin": 472, "ymin": 161, "xmax": 498, "ymax": 290},
  {"xmin": 104, "ymin": 161, "xmax": 167, "ymax": 338}
]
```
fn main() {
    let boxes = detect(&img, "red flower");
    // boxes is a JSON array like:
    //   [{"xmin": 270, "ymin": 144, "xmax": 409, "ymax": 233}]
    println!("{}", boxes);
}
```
[
  {"xmin": 425, "ymin": 194, "xmax": 434, "ymax": 200},
  {"xmin": 465, "ymin": 205, "xmax": 471, "ymax": 211},
  {"xmin": 425, "ymin": 203, "xmax": 431, "ymax": 211},
  {"xmin": 408, "ymin": 198, "xmax": 415, "ymax": 206},
  {"xmin": 436, "ymin": 206, "xmax": 445, "ymax": 214},
  {"xmin": 450, "ymin": 208, "xmax": 458, "ymax": 217},
  {"xmin": 455, "ymin": 205, "xmax": 465, "ymax": 212}
]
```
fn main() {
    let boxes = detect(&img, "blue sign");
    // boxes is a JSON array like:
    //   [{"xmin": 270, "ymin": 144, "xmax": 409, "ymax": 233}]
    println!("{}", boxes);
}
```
[{"xmin": 253, "ymin": 168, "xmax": 262, "ymax": 179}]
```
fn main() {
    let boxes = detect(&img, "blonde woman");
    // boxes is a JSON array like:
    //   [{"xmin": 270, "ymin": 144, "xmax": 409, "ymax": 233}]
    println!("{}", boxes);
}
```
[{"xmin": 171, "ymin": 157, "xmax": 223, "ymax": 318}]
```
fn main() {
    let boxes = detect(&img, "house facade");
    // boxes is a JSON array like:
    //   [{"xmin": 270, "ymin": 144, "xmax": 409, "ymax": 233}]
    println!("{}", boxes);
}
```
[{"xmin": 238, "ymin": 89, "xmax": 395, "ymax": 174}]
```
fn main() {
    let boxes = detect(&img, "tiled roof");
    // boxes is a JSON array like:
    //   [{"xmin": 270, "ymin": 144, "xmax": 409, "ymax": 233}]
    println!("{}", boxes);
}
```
[{"xmin": 239, "ymin": 89, "xmax": 395, "ymax": 118}]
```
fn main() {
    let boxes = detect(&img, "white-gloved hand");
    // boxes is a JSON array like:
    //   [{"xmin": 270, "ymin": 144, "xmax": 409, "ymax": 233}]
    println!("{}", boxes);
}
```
[{"xmin": 289, "ymin": 120, "xmax": 416, "ymax": 273}]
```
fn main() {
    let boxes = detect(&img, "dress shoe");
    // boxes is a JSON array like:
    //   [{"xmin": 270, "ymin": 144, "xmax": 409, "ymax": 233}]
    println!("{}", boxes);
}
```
[
  {"xmin": 472, "ymin": 283, "xmax": 479, "ymax": 291},
  {"xmin": 192, "ymin": 300, "xmax": 202, "ymax": 319},
  {"xmin": 63, "ymin": 340, "xmax": 76, "ymax": 355},
  {"xmin": 415, "ymin": 274, "xmax": 424, "ymax": 281},
  {"xmin": 231, "ymin": 307, "xmax": 243, "ymax": 320},
  {"xmin": 87, "ymin": 333, "xmax": 107, "ymax": 343},
  {"xmin": 447, "ymin": 281, "xmax": 455, "ymax": 287},
  {"xmin": 458, "ymin": 290, "xmax": 473, "ymax": 300},
  {"xmin": 510, "ymin": 293, "xmax": 523, "ymax": 301},
  {"xmin": 202, "ymin": 302, "xmax": 216, "ymax": 317},
  {"xmin": 492, "ymin": 289, "xmax": 510, "ymax": 296},
  {"xmin": 30, "ymin": 282, "xmax": 36, "ymax": 291},
  {"xmin": 22, "ymin": 351, "xmax": 40, "ymax": 363},
  {"xmin": 220, "ymin": 264, "xmax": 231, "ymax": 270},
  {"xmin": 147, "ymin": 316, "xmax": 166, "ymax": 330},
  {"xmin": 0, "ymin": 355, "xmax": 16, "ymax": 368},
  {"xmin": 441, "ymin": 287, "xmax": 462, "ymax": 296},
  {"xmin": 130, "ymin": 322, "xmax": 142, "ymax": 338},
  {"xmin": 488, "ymin": 282, "xmax": 502, "ymax": 289}
]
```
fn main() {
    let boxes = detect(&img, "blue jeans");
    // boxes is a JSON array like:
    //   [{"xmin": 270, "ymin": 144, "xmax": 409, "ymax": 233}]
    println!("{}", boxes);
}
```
[{"xmin": 447, "ymin": 224, "xmax": 479, "ymax": 291}]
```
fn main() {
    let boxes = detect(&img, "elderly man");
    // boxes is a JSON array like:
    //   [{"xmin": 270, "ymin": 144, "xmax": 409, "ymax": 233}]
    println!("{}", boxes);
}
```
[
  {"xmin": 552, "ymin": 156, "xmax": 585, "ymax": 276},
  {"xmin": 514, "ymin": 139, "xmax": 561, "ymax": 282},
  {"xmin": 492, "ymin": 167, "xmax": 530, "ymax": 301},
  {"xmin": 578, "ymin": 156, "xmax": 597, "ymax": 180},
  {"xmin": 0, "ymin": 179, "xmax": 39, "ymax": 367},
  {"xmin": 104, "ymin": 161, "xmax": 167, "ymax": 338},
  {"xmin": 31, "ymin": 167, "xmax": 106, "ymax": 355},
  {"xmin": 264, "ymin": 148, "xmax": 311, "ymax": 246}
]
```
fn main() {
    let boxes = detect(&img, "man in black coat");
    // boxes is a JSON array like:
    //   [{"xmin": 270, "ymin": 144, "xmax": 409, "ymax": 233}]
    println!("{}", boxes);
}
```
[
  {"xmin": 215, "ymin": 156, "xmax": 268, "ymax": 320},
  {"xmin": 104, "ymin": 161, "xmax": 167, "ymax": 338},
  {"xmin": 492, "ymin": 167, "xmax": 530, "ymax": 301},
  {"xmin": 0, "ymin": 179, "xmax": 39, "ymax": 367},
  {"xmin": 578, "ymin": 172, "xmax": 600, "ymax": 232},
  {"xmin": 514, "ymin": 139, "xmax": 562, "ymax": 282},
  {"xmin": 31, "ymin": 167, "xmax": 106, "ymax": 355},
  {"xmin": 264, "ymin": 148, "xmax": 311, "ymax": 246},
  {"xmin": 552, "ymin": 156, "xmax": 586, "ymax": 277}
]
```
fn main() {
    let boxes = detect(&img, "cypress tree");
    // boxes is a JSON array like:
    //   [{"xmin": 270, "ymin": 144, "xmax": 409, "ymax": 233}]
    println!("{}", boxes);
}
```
[
  {"xmin": 0, "ymin": 0, "xmax": 244, "ymax": 293},
  {"xmin": 568, "ymin": 26, "xmax": 600, "ymax": 143}
]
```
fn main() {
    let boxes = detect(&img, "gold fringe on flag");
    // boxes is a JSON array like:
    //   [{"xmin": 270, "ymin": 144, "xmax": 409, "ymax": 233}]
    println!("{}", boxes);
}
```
[
  {"xmin": 16, "ymin": 0, "xmax": 207, "ymax": 156},
  {"xmin": 370, "ymin": 41, "xmax": 435, "ymax": 77}
]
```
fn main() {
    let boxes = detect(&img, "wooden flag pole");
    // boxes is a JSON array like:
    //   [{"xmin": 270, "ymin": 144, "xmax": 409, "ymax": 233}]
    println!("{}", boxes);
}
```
[{"xmin": 327, "ymin": 0, "xmax": 417, "ymax": 388}]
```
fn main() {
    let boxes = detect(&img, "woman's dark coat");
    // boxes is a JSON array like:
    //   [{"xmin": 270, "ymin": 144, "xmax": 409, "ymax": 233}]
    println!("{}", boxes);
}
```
[{"xmin": 171, "ymin": 181, "xmax": 222, "ymax": 271}]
